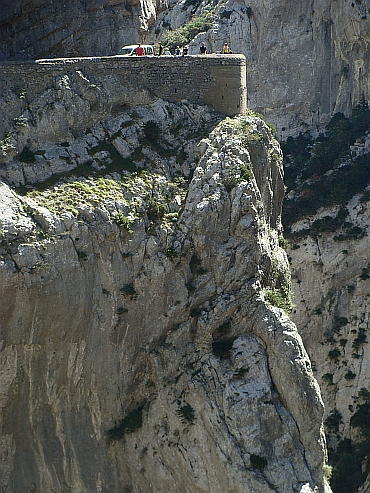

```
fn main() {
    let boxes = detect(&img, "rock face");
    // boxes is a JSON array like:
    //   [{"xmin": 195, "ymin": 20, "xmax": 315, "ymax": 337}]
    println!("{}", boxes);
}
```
[
  {"xmin": 287, "ymin": 194, "xmax": 370, "ymax": 488},
  {"xmin": 0, "ymin": 89, "xmax": 330, "ymax": 491},
  {"xmin": 0, "ymin": 0, "xmax": 163, "ymax": 61}
]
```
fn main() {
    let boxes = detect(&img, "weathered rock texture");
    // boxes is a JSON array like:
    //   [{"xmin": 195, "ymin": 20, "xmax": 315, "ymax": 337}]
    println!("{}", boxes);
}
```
[
  {"xmin": 287, "ymin": 193, "xmax": 370, "ymax": 482},
  {"xmin": 0, "ymin": 91, "xmax": 330, "ymax": 491},
  {"xmin": 0, "ymin": 0, "xmax": 163, "ymax": 60}
]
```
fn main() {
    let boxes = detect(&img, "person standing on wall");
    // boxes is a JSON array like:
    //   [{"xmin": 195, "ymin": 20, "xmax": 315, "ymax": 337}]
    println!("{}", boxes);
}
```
[
  {"xmin": 136, "ymin": 43, "xmax": 145, "ymax": 56},
  {"xmin": 199, "ymin": 42, "xmax": 207, "ymax": 54},
  {"xmin": 182, "ymin": 45, "xmax": 189, "ymax": 56},
  {"xmin": 222, "ymin": 42, "xmax": 230, "ymax": 53},
  {"xmin": 158, "ymin": 42, "xmax": 163, "ymax": 56}
]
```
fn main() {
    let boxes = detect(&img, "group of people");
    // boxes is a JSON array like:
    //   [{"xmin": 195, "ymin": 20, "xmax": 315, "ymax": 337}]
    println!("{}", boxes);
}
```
[
  {"xmin": 156, "ymin": 42, "xmax": 189, "ymax": 56},
  {"xmin": 152, "ymin": 42, "xmax": 231, "ymax": 56}
]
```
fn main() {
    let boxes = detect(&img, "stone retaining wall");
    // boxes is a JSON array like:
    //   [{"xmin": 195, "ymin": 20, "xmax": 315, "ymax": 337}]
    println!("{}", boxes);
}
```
[{"xmin": 0, "ymin": 54, "xmax": 246, "ymax": 117}]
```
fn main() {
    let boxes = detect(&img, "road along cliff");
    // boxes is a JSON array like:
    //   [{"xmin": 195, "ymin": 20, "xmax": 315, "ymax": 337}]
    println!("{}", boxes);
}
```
[{"xmin": 0, "ymin": 75, "xmax": 330, "ymax": 492}]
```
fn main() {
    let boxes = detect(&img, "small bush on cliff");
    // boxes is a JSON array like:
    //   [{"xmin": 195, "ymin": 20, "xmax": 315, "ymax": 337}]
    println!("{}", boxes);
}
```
[
  {"xmin": 329, "ymin": 389, "xmax": 370, "ymax": 493},
  {"xmin": 264, "ymin": 285, "xmax": 293, "ymax": 313},
  {"xmin": 330, "ymin": 439, "xmax": 365, "ymax": 493},
  {"xmin": 114, "ymin": 213, "xmax": 134, "ymax": 232},
  {"xmin": 176, "ymin": 403, "xmax": 195, "ymax": 424},
  {"xmin": 325, "ymin": 408, "xmax": 343, "ymax": 433},
  {"xmin": 107, "ymin": 407, "xmax": 143, "ymax": 440},
  {"xmin": 146, "ymin": 195, "xmax": 167, "ymax": 220},
  {"xmin": 250, "ymin": 454, "xmax": 267, "ymax": 470},
  {"xmin": 163, "ymin": 7, "xmax": 216, "ymax": 52},
  {"xmin": 224, "ymin": 163, "xmax": 253, "ymax": 192}
]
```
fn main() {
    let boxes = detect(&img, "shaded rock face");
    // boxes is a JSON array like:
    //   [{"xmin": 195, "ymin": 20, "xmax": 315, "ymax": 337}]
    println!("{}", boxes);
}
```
[
  {"xmin": 0, "ymin": 0, "xmax": 163, "ymax": 61},
  {"xmin": 0, "ymin": 95, "xmax": 330, "ymax": 492},
  {"xmin": 287, "ymin": 196, "xmax": 370, "ymax": 479}
]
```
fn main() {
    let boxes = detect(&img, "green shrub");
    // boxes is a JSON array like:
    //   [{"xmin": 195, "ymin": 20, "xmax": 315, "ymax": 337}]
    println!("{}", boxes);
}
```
[
  {"xmin": 350, "ymin": 402, "xmax": 370, "ymax": 435},
  {"xmin": 330, "ymin": 444, "xmax": 365, "ymax": 493},
  {"xmin": 344, "ymin": 370, "xmax": 356, "ymax": 380},
  {"xmin": 176, "ymin": 403, "xmax": 195, "ymax": 424},
  {"xmin": 323, "ymin": 464, "xmax": 333, "ymax": 482},
  {"xmin": 333, "ymin": 317, "xmax": 349, "ymax": 333},
  {"xmin": 264, "ymin": 286, "xmax": 293, "ymax": 313},
  {"xmin": 107, "ymin": 407, "xmax": 143, "ymax": 440},
  {"xmin": 322, "ymin": 373, "xmax": 334, "ymax": 385},
  {"xmin": 117, "ymin": 306, "xmax": 128, "ymax": 314},
  {"xmin": 282, "ymin": 99, "xmax": 370, "ymax": 234},
  {"xmin": 163, "ymin": 8, "xmax": 216, "ymax": 52},
  {"xmin": 328, "ymin": 348, "xmax": 341, "ymax": 360},
  {"xmin": 358, "ymin": 388, "xmax": 370, "ymax": 401},
  {"xmin": 114, "ymin": 213, "xmax": 134, "ymax": 233},
  {"xmin": 224, "ymin": 163, "xmax": 253, "ymax": 192},
  {"xmin": 325, "ymin": 408, "xmax": 343, "ymax": 433},
  {"xmin": 120, "ymin": 283, "xmax": 137, "ymax": 300},
  {"xmin": 18, "ymin": 146, "xmax": 36, "ymax": 163},
  {"xmin": 352, "ymin": 327, "xmax": 367, "ymax": 353},
  {"xmin": 146, "ymin": 196, "xmax": 167, "ymax": 221},
  {"xmin": 76, "ymin": 250, "xmax": 88, "ymax": 260},
  {"xmin": 250, "ymin": 454, "xmax": 267, "ymax": 470},
  {"xmin": 278, "ymin": 235, "xmax": 289, "ymax": 249}
]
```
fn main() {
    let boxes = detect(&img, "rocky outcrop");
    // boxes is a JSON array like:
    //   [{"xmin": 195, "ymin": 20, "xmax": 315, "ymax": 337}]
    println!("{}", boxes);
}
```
[{"xmin": 0, "ymin": 93, "xmax": 330, "ymax": 492}]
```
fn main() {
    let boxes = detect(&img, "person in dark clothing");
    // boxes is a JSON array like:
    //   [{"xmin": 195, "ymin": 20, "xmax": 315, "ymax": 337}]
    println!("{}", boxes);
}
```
[
  {"xmin": 182, "ymin": 45, "xmax": 189, "ymax": 55},
  {"xmin": 158, "ymin": 42, "xmax": 163, "ymax": 56},
  {"xmin": 199, "ymin": 42, "xmax": 207, "ymax": 54}
]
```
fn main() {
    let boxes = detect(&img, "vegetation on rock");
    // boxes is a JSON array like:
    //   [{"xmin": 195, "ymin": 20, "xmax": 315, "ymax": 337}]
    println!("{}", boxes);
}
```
[{"xmin": 282, "ymin": 97, "xmax": 370, "ymax": 237}]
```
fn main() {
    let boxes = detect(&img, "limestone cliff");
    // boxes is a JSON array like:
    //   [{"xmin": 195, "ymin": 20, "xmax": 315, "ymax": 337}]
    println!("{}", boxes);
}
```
[
  {"xmin": 0, "ymin": 0, "xmax": 164, "ymax": 61},
  {"xmin": 281, "ymin": 108, "xmax": 370, "ymax": 492},
  {"xmin": 0, "ymin": 84, "xmax": 330, "ymax": 491},
  {"xmin": 287, "ymin": 189, "xmax": 370, "ymax": 492}
]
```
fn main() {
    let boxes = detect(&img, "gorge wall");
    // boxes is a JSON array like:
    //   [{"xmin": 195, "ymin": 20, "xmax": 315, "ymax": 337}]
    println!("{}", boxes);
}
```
[
  {"xmin": 0, "ymin": 67, "xmax": 331, "ymax": 491},
  {"xmin": 152, "ymin": 0, "xmax": 370, "ymax": 137},
  {"xmin": 286, "ymin": 190, "xmax": 370, "ymax": 492}
]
